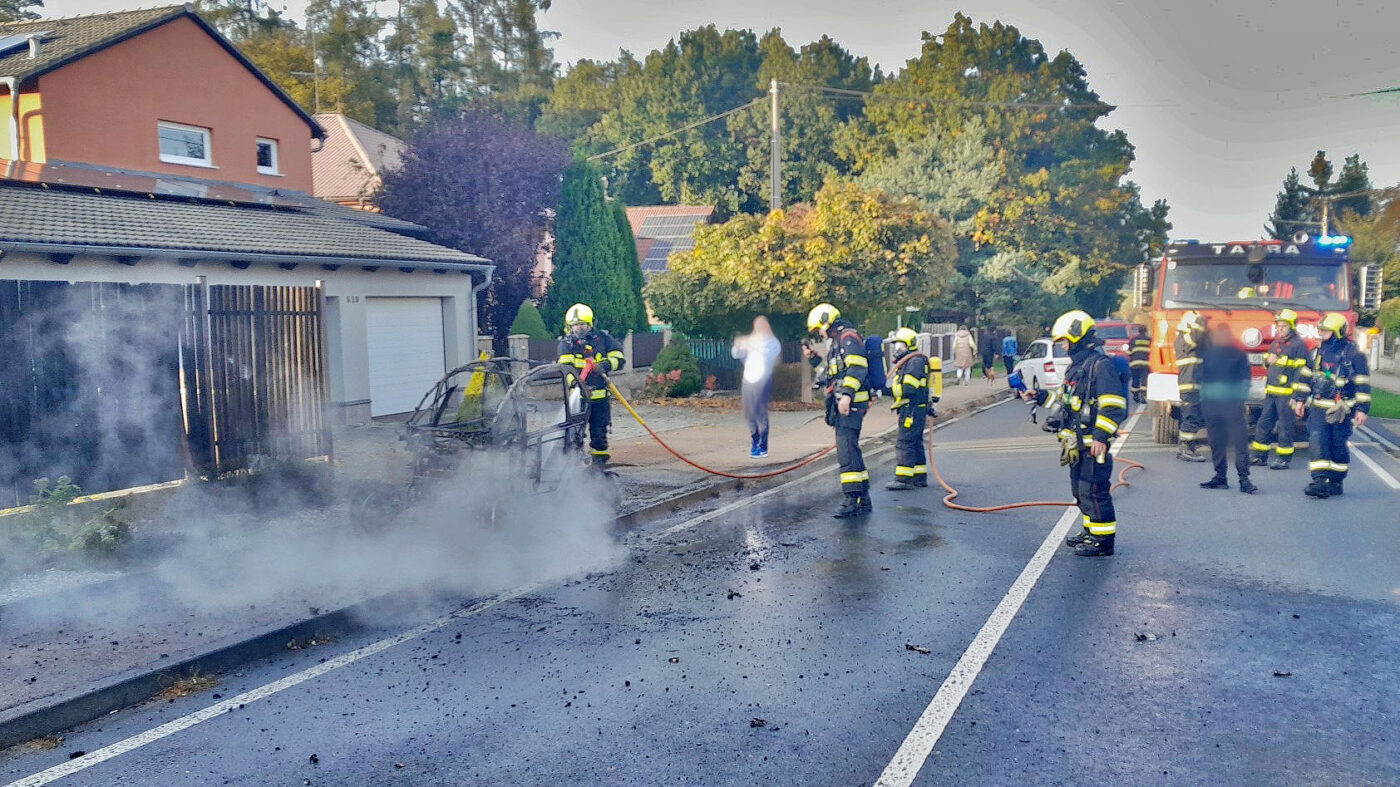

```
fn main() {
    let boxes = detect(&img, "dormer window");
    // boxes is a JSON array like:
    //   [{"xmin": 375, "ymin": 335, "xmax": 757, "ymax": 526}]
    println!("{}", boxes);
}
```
[
  {"xmin": 158, "ymin": 121, "xmax": 213, "ymax": 168},
  {"xmin": 256, "ymin": 138, "xmax": 279, "ymax": 175}
]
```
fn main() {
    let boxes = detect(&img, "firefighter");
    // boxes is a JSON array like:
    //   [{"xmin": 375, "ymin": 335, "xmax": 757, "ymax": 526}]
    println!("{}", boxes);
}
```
[
  {"xmin": 558, "ymin": 303, "xmax": 626, "ymax": 466},
  {"xmin": 885, "ymin": 327, "xmax": 941, "ymax": 491},
  {"xmin": 1292, "ymin": 313, "xmax": 1371, "ymax": 498},
  {"xmin": 1128, "ymin": 325, "xmax": 1151, "ymax": 404},
  {"xmin": 803, "ymin": 303, "xmax": 872, "ymax": 517},
  {"xmin": 1251, "ymin": 308, "xmax": 1308, "ymax": 469},
  {"xmin": 1174, "ymin": 311, "xmax": 1209, "ymax": 462},
  {"xmin": 1027, "ymin": 310, "xmax": 1127, "ymax": 557}
]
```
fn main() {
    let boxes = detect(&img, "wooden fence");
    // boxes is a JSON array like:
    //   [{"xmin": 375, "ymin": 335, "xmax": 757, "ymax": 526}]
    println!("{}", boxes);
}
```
[{"xmin": 1, "ymin": 279, "xmax": 329, "ymax": 504}]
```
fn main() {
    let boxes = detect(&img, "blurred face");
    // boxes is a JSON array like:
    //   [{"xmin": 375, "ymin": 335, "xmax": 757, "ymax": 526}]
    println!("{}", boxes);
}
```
[
  {"xmin": 1057, "ymin": 339, "xmax": 1071, "ymax": 353},
  {"xmin": 1210, "ymin": 324, "xmax": 1233, "ymax": 345},
  {"xmin": 1276, "ymin": 320, "xmax": 1290, "ymax": 334},
  {"xmin": 569, "ymin": 322, "xmax": 589, "ymax": 337},
  {"xmin": 753, "ymin": 316, "xmax": 771, "ymax": 335},
  {"xmin": 892, "ymin": 340, "xmax": 910, "ymax": 357}
]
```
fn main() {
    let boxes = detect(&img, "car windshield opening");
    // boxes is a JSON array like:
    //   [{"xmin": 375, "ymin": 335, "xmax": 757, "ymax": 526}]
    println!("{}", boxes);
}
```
[{"xmin": 1162, "ymin": 261, "xmax": 1348, "ymax": 310}]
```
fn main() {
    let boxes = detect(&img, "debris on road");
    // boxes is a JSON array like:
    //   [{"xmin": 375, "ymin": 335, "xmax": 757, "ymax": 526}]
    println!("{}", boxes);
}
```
[
  {"xmin": 67, "ymin": 751, "xmax": 85, "ymax": 760},
  {"xmin": 750, "ymin": 718, "xmax": 766, "ymax": 728},
  {"xmin": 668, "ymin": 657, "xmax": 680, "ymax": 663},
  {"xmin": 1273, "ymin": 671, "xmax": 1293, "ymax": 678},
  {"xmin": 1133, "ymin": 633, "xmax": 1159, "ymax": 642},
  {"xmin": 727, "ymin": 590, "xmax": 742, "ymax": 599},
  {"xmin": 309, "ymin": 753, "xmax": 319, "ymax": 764},
  {"xmin": 905, "ymin": 643, "xmax": 932, "ymax": 654},
  {"xmin": 154, "ymin": 671, "xmax": 218, "ymax": 700}
]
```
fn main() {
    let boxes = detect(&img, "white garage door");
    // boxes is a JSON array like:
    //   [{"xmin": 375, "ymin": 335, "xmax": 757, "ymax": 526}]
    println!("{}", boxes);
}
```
[{"xmin": 365, "ymin": 297, "xmax": 446, "ymax": 416}]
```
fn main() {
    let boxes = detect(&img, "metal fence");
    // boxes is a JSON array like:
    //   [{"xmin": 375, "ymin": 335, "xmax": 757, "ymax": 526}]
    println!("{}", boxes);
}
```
[
  {"xmin": 687, "ymin": 337, "xmax": 742, "ymax": 390},
  {"xmin": 1, "ymin": 279, "xmax": 330, "ymax": 504}
]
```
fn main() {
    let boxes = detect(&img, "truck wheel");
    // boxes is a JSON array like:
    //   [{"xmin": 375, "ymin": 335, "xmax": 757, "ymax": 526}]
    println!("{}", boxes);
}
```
[{"xmin": 1152, "ymin": 401, "xmax": 1179, "ymax": 445}]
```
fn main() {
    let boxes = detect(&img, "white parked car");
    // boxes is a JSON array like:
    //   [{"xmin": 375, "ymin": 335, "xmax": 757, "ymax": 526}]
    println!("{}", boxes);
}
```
[{"xmin": 1013, "ymin": 338, "xmax": 1071, "ymax": 389}]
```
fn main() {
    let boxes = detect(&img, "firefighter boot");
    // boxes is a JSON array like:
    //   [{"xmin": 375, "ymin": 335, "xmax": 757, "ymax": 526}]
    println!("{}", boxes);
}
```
[
  {"xmin": 1065, "ymin": 527, "xmax": 1091, "ymax": 547},
  {"xmin": 1249, "ymin": 453, "xmax": 1269, "ymax": 467},
  {"xmin": 885, "ymin": 479, "xmax": 917, "ymax": 491},
  {"xmin": 1199, "ymin": 476, "xmax": 1229, "ymax": 490},
  {"xmin": 1239, "ymin": 478, "xmax": 1258, "ymax": 495},
  {"xmin": 1328, "ymin": 478, "xmax": 1344, "ymax": 497},
  {"xmin": 834, "ymin": 494, "xmax": 870, "ymax": 518},
  {"xmin": 1177, "ymin": 442, "xmax": 1208, "ymax": 463},
  {"xmin": 1303, "ymin": 478, "xmax": 1332, "ymax": 498},
  {"xmin": 1268, "ymin": 456, "xmax": 1291, "ymax": 470},
  {"xmin": 1073, "ymin": 533, "xmax": 1114, "ymax": 557}
]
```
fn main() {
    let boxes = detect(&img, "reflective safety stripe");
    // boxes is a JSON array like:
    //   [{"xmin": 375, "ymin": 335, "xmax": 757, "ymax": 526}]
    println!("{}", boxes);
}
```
[
  {"xmin": 840, "ymin": 471, "xmax": 870, "ymax": 484},
  {"xmin": 1313, "ymin": 400, "xmax": 1337, "ymax": 409},
  {"xmin": 1086, "ymin": 519, "xmax": 1116, "ymax": 536},
  {"xmin": 1178, "ymin": 430, "xmax": 1204, "ymax": 440},
  {"xmin": 845, "ymin": 354, "xmax": 869, "ymax": 367},
  {"xmin": 902, "ymin": 376, "xmax": 925, "ymax": 387},
  {"xmin": 1098, "ymin": 394, "xmax": 1127, "ymax": 410},
  {"xmin": 853, "ymin": 391, "xmax": 870, "ymax": 403},
  {"xmin": 1331, "ymin": 462, "xmax": 1349, "ymax": 473},
  {"xmin": 1354, "ymin": 392, "xmax": 1372, "ymax": 403},
  {"xmin": 1177, "ymin": 383, "xmax": 1200, "ymax": 392},
  {"xmin": 1250, "ymin": 441, "xmax": 1274, "ymax": 452},
  {"xmin": 559, "ymin": 354, "xmax": 577, "ymax": 364},
  {"xmin": 1095, "ymin": 416, "xmax": 1119, "ymax": 434},
  {"xmin": 1276, "ymin": 446, "xmax": 1295, "ymax": 456},
  {"xmin": 1286, "ymin": 358, "xmax": 1308, "ymax": 367},
  {"xmin": 896, "ymin": 466, "xmax": 916, "ymax": 477},
  {"xmin": 590, "ymin": 449, "xmax": 610, "ymax": 457},
  {"xmin": 1309, "ymin": 460, "xmax": 1331, "ymax": 471},
  {"xmin": 1293, "ymin": 383, "xmax": 1312, "ymax": 394},
  {"xmin": 589, "ymin": 389, "xmax": 609, "ymax": 400},
  {"xmin": 842, "ymin": 376, "xmax": 862, "ymax": 390},
  {"xmin": 1354, "ymin": 374, "xmax": 1370, "ymax": 384},
  {"xmin": 912, "ymin": 465, "xmax": 927, "ymax": 475},
  {"xmin": 1130, "ymin": 360, "xmax": 1150, "ymax": 367},
  {"xmin": 1176, "ymin": 357, "xmax": 1201, "ymax": 367},
  {"xmin": 1265, "ymin": 386, "xmax": 1293, "ymax": 396}
]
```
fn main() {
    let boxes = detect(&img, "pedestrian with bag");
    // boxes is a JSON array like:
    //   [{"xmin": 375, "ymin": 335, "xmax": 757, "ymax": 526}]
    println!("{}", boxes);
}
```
[{"xmin": 952, "ymin": 325, "xmax": 975, "ymax": 385}]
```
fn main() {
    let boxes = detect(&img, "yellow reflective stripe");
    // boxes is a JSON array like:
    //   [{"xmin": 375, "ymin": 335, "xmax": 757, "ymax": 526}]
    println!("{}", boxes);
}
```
[
  {"xmin": 896, "ymin": 466, "xmax": 916, "ymax": 477},
  {"xmin": 1287, "ymin": 358, "xmax": 1308, "ymax": 367},
  {"xmin": 559, "ymin": 354, "xmax": 577, "ymax": 363},
  {"xmin": 902, "ymin": 376, "xmax": 925, "ymax": 387},
  {"xmin": 1331, "ymin": 462, "xmax": 1349, "ymax": 472},
  {"xmin": 912, "ymin": 465, "xmax": 927, "ymax": 474},
  {"xmin": 1130, "ymin": 360, "xmax": 1150, "ymax": 367},
  {"xmin": 1178, "ymin": 383, "xmax": 1200, "ymax": 392},
  {"xmin": 840, "ymin": 471, "xmax": 869, "ymax": 483},
  {"xmin": 1176, "ymin": 357, "xmax": 1201, "ymax": 367},
  {"xmin": 1354, "ymin": 374, "xmax": 1370, "ymax": 384},
  {"xmin": 589, "ymin": 389, "xmax": 609, "ymax": 400},
  {"xmin": 853, "ymin": 392, "xmax": 870, "ymax": 403},
  {"xmin": 841, "ymin": 376, "xmax": 861, "ymax": 390},
  {"xmin": 1292, "ymin": 383, "xmax": 1311, "ymax": 393},
  {"xmin": 1250, "ymin": 441, "xmax": 1274, "ymax": 452},
  {"xmin": 845, "ymin": 354, "xmax": 869, "ymax": 367},
  {"xmin": 1086, "ymin": 520, "xmax": 1116, "ymax": 535},
  {"xmin": 1265, "ymin": 386, "xmax": 1293, "ymax": 396},
  {"xmin": 1355, "ymin": 392, "xmax": 1372, "ymax": 403},
  {"xmin": 1095, "ymin": 416, "xmax": 1119, "ymax": 434},
  {"xmin": 1312, "ymin": 400, "xmax": 1336, "ymax": 409},
  {"xmin": 1309, "ymin": 460, "xmax": 1331, "ymax": 471},
  {"xmin": 1098, "ymin": 394, "xmax": 1127, "ymax": 409},
  {"xmin": 1276, "ymin": 447, "xmax": 1295, "ymax": 455}
]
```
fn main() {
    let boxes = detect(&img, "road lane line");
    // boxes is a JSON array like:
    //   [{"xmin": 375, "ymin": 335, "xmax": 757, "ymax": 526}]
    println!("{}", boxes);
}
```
[
  {"xmin": 1350, "ymin": 443, "xmax": 1400, "ymax": 490},
  {"xmin": 1358, "ymin": 424, "xmax": 1400, "ymax": 454},
  {"xmin": 875, "ymin": 407, "xmax": 1145, "ymax": 787},
  {"xmin": 2, "ymin": 584, "xmax": 546, "ymax": 787}
]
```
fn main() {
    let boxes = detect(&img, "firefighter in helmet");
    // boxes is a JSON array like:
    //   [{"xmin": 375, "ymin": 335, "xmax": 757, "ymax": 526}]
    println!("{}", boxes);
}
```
[
  {"xmin": 885, "ymin": 326, "xmax": 941, "ymax": 491},
  {"xmin": 1128, "ymin": 325, "xmax": 1151, "ymax": 404},
  {"xmin": 1292, "ymin": 313, "xmax": 1371, "ymax": 498},
  {"xmin": 1174, "ymin": 311, "xmax": 1209, "ymax": 462},
  {"xmin": 558, "ymin": 303, "xmax": 626, "ymax": 466},
  {"xmin": 1026, "ymin": 310, "xmax": 1127, "ymax": 557},
  {"xmin": 803, "ymin": 303, "xmax": 872, "ymax": 517},
  {"xmin": 1251, "ymin": 308, "xmax": 1308, "ymax": 469}
]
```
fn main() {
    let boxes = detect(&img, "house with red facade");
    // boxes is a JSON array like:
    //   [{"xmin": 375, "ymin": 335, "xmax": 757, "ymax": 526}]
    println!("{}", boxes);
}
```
[{"xmin": 0, "ymin": 6, "xmax": 492, "ymax": 498}]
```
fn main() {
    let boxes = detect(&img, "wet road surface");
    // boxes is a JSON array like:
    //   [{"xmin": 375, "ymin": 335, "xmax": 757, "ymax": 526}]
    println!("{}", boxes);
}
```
[{"xmin": 4, "ymin": 400, "xmax": 1399, "ymax": 785}]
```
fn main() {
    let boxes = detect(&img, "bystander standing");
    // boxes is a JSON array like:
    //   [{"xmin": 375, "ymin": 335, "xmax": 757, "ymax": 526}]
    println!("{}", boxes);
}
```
[{"xmin": 732, "ymin": 315, "xmax": 782, "ymax": 459}]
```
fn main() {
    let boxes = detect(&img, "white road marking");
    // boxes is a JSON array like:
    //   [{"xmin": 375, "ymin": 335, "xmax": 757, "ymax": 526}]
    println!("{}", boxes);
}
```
[
  {"xmin": 1357, "ymin": 424, "xmax": 1400, "ymax": 454},
  {"xmin": 875, "ymin": 407, "xmax": 1145, "ymax": 787},
  {"xmin": 6, "ymin": 396, "xmax": 1015, "ymax": 785},
  {"xmin": 1350, "ymin": 443, "xmax": 1400, "ymax": 490},
  {"xmin": 3, "ymin": 585, "xmax": 544, "ymax": 787}
]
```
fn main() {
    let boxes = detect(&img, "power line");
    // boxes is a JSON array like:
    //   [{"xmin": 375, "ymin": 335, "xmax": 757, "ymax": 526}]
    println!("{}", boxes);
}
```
[{"xmin": 585, "ymin": 98, "xmax": 765, "ymax": 162}]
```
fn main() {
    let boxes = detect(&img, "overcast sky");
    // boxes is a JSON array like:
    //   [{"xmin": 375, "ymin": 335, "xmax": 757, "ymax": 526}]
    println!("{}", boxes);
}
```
[{"xmin": 46, "ymin": 0, "xmax": 1400, "ymax": 240}]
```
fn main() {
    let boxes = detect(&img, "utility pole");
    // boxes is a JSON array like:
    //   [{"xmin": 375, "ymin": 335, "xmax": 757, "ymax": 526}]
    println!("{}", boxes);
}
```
[{"xmin": 769, "ymin": 78, "xmax": 781, "ymax": 213}]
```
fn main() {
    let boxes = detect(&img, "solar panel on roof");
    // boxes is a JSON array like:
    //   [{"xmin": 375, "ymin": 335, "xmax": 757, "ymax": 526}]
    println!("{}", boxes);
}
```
[
  {"xmin": 637, "ymin": 213, "xmax": 708, "ymax": 237},
  {"xmin": 642, "ymin": 238, "xmax": 675, "ymax": 271}
]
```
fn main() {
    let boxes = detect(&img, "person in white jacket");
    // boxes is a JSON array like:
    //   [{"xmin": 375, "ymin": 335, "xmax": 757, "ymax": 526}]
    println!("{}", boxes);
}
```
[{"xmin": 732, "ymin": 315, "xmax": 782, "ymax": 458}]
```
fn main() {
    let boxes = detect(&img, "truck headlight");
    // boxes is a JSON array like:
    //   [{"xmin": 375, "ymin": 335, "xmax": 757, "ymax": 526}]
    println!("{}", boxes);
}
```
[{"xmin": 1241, "ymin": 327, "xmax": 1262, "ymax": 348}]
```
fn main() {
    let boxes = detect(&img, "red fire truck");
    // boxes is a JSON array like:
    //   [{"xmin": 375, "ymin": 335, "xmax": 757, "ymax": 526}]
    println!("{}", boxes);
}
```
[{"xmin": 1143, "ymin": 234, "xmax": 1358, "ymax": 443}]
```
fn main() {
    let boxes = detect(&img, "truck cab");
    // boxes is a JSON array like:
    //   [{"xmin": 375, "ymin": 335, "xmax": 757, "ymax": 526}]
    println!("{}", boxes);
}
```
[{"xmin": 1141, "ymin": 235, "xmax": 1357, "ymax": 443}]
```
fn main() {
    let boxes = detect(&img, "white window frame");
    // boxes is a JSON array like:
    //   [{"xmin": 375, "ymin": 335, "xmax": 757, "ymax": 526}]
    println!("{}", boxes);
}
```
[
  {"xmin": 256, "ymin": 137, "xmax": 280, "ymax": 176},
  {"xmin": 157, "ymin": 121, "xmax": 214, "ymax": 168}
]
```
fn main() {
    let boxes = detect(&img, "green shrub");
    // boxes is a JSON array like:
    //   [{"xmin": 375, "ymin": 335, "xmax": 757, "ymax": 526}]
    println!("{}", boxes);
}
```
[
  {"xmin": 509, "ymin": 300, "xmax": 554, "ymax": 340},
  {"xmin": 649, "ymin": 341, "xmax": 702, "ymax": 397},
  {"xmin": 2, "ymin": 476, "xmax": 132, "ymax": 573},
  {"xmin": 1380, "ymin": 298, "xmax": 1400, "ymax": 337}
]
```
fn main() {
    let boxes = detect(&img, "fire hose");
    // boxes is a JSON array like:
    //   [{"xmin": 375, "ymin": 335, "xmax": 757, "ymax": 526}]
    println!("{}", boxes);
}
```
[{"xmin": 609, "ymin": 381, "xmax": 1146, "ymax": 505}]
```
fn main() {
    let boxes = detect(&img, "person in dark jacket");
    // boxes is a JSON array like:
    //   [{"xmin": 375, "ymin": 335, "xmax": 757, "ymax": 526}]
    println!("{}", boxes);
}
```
[
  {"xmin": 804, "ymin": 303, "xmax": 871, "ymax": 517},
  {"xmin": 1199, "ymin": 322, "xmax": 1257, "ymax": 493},
  {"xmin": 979, "ymin": 327, "xmax": 998, "ymax": 383}
]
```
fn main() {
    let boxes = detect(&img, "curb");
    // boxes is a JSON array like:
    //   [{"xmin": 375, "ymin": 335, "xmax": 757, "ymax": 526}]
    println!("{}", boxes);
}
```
[{"xmin": 0, "ymin": 391, "xmax": 1013, "ymax": 750}]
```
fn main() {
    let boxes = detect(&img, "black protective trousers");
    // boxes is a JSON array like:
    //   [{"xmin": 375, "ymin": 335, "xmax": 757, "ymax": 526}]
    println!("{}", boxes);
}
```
[
  {"xmin": 835, "ymin": 408, "xmax": 868, "ymax": 495},
  {"xmin": 1178, "ymin": 396, "xmax": 1206, "ymax": 446},
  {"xmin": 588, "ymin": 397, "xmax": 611, "ymax": 460},
  {"xmin": 1252, "ymin": 395, "xmax": 1297, "ymax": 459},
  {"xmin": 893, "ymin": 406, "xmax": 928, "ymax": 482},
  {"xmin": 1205, "ymin": 401, "xmax": 1251, "ymax": 481},
  {"xmin": 1130, "ymin": 367, "xmax": 1148, "ymax": 400},
  {"xmin": 1069, "ymin": 452, "xmax": 1115, "ymax": 536},
  {"xmin": 1306, "ymin": 408, "xmax": 1352, "ymax": 482}
]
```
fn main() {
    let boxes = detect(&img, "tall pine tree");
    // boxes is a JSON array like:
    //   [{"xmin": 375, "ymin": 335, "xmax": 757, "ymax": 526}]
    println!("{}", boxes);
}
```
[
  {"xmin": 1267, "ymin": 168, "xmax": 1311, "ymax": 240},
  {"xmin": 544, "ymin": 162, "xmax": 648, "ymax": 336}
]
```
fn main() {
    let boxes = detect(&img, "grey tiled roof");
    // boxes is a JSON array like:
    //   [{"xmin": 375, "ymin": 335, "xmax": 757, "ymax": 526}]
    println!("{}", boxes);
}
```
[{"xmin": 0, "ymin": 180, "xmax": 489, "ymax": 267}]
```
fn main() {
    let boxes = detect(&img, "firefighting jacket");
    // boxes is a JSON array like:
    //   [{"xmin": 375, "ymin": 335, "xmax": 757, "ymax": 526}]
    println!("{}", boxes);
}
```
[
  {"xmin": 558, "ymin": 329, "xmax": 625, "ymax": 400},
  {"xmin": 889, "ymin": 352, "xmax": 939, "ymax": 410},
  {"xmin": 1261, "ymin": 330, "xmax": 1309, "ymax": 397},
  {"xmin": 1047, "ymin": 339, "xmax": 1128, "ymax": 448},
  {"xmin": 1129, "ymin": 336, "xmax": 1151, "ymax": 369},
  {"xmin": 1293, "ymin": 337, "xmax": 1371, "ymax": 415},
  {"xmin": 809, "ymin": 319, "xmax": 870, "ymax": 407},
  {"xmin": 1174, "ymin": 329, "xmax": 1204, "ymax": 400}
]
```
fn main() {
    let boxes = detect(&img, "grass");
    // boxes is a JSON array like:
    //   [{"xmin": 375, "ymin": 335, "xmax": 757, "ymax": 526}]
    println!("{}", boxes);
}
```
[{"xmin": 1369, "ymin": 387, "xmax": 1400, "ymax": 420}]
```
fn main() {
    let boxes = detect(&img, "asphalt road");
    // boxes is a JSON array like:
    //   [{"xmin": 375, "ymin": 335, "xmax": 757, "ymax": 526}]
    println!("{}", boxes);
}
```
[{"xmin": 4, "ymin": 400, "xmax": 1399, "ymax": 786}]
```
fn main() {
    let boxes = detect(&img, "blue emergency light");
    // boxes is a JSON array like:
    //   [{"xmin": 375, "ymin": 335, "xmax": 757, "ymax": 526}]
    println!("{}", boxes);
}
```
[{"xmin": 1316, "ymin": 234, "xmax": 1352, "ymax": 247}]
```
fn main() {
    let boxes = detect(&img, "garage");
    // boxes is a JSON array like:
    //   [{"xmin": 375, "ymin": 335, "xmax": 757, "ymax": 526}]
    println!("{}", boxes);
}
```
[{"xmin": 365, "ymin": 297, "xmax": 446, "ymax": 416}]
